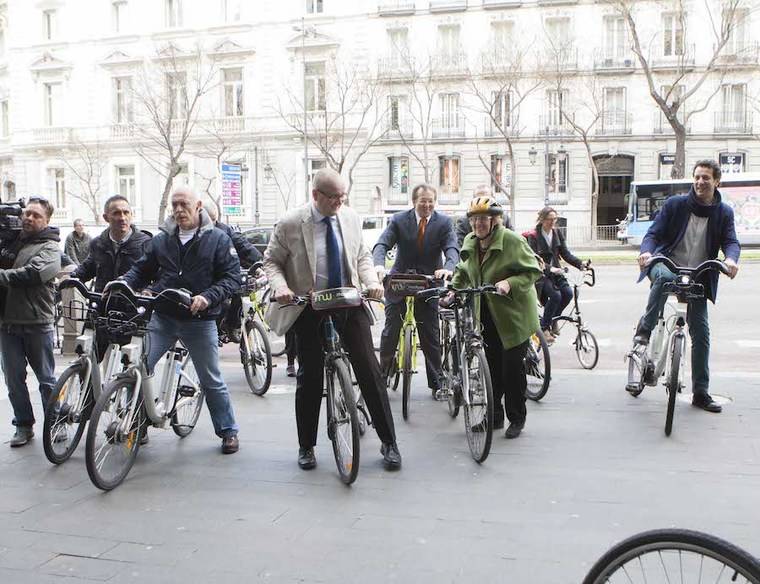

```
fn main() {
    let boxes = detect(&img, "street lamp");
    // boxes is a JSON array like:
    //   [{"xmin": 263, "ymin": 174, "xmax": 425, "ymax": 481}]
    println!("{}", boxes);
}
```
[
  {"xmin": 263, "ymin": 162, "xmax": 273, "ymax": 183},
  {"xmin": 293, "ymin": 19, "xmax": 317, "ymax": 203},
  {"xmin": 528, "ymin": 146, "xmax": 538, "ymax": 166}
]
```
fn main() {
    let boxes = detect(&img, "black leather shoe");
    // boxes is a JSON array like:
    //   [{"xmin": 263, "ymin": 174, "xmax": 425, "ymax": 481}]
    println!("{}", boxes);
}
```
[
  {"xmin": 505, "ymin": 421, "xmax": 525, "ymax": 439},
  {"xmin": 221, "ymin": 434, "xmax": 239, "ymax": 454},
  {"xmin": 298, "ymin": 447, "xmax": 316, "ymax": 469},
  {"xmin": 692, "ymin": 394, "xmax": 722, "ymax": 413},
  {"xmin": 380, "ymin": 442, "xmax": 402, "ymax": 471},
  {"xmin": 286, "ymin": 364, "xmax": 296, "ymax": 377},
  {"xmin": 633, "ymin": 320, "xmax": 651, "ymax": 346},
  {"xmin": 9, "ymin": 426, "xmax": 34, "ymax": 447}
]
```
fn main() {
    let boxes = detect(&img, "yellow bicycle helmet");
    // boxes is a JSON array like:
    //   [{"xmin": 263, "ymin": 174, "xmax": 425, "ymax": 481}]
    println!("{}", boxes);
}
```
[{"xmin": 466, "ymin": 196, "xmax": 504, "ymax": 218}]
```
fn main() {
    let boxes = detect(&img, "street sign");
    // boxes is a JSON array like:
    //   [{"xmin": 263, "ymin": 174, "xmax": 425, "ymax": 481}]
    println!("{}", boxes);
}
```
[
  {"xmin": 221, "ymin": 162, "xmax": 242, "ymax": 216},
  {"xmin": 719, "ymin": 152, "xmax": 745, "ymax": 175}
]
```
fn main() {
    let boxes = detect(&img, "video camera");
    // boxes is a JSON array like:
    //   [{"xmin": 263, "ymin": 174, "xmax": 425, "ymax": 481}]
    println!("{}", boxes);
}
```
[{"xmin": 0, "ymin": 198, "xmax": 25, "ymax": 268}]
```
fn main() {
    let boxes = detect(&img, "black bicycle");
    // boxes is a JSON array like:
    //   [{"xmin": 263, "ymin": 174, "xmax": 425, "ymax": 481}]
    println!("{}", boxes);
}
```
[
  {"xmin": 583, "ymin": 528, "xmax": 760, "ymax": 583},
  {"xmin": 550, "ymin": 263, "xmax": 599, "ymax": 370}
]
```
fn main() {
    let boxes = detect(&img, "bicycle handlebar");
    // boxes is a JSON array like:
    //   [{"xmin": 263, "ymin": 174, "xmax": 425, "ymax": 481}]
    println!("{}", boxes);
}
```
[
  {"xmin": 416, "ymin": 284, "xmax": 499, "ymax": 300},
  {"xmin": 647, "ymin": 256, "xmax": 730, "ymax": 278},
  {"xmin": 58, "ymin": 278, "xmax": 101, "ymax": 302},
  {"xmin": 102, "ymin": 280, "xmax": 193, "ymax": 312}
]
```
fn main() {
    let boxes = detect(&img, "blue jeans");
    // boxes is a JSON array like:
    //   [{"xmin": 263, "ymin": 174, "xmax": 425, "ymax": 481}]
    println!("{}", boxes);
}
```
[
  {"xmin": 642, "ymin": 263, "xmax": 710, "ymax": 396},
  {"xmin": 146, "ymin": 313, "xmax": 238, "ymax": 438},
  {"xmin": 1, "ymin": 323, "xmax": 56, "ymax": 428}
]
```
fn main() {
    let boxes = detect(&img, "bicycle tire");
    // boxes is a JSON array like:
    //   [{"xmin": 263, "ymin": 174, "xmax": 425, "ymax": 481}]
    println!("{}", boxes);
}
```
[
  {"xmin": 327, "ymin": 358, "xmax": 360, "ymax": 485},
  {"xmin": 242, "ymin": 319, "xmax": 273, "ymax": 396},
  {"xmin": 442, "ymin": 337, "xmax": 459, "ymax": 419},
  {"xmin": 665, "ymin": 334, "xmax": 684, "ymax": 437},
  {"xmin": 582, "ymin": 528, "xmax": 760, "ymax": 584},
  {"xmin": 525, "ymin": 330, "xmax": 551, "ymax": 401},
  {"xmin": 43, "ymin": 363, "xmax": 91, "ymax": 465},
  {"xmin": 576, "ymin": 329, "xmax": 599, "ymax": 370},
  {"xmin": 401, "ymin": 326, "xmax": 413, "ymax": 421},
  {"xmin": 171, "ymin": 357, "xmax": 205, "ymax": 438},
  {"xmin": 626, "ymin": 348, "xmax": 646, "ymax": 397},
  {"xmin": 85, "ymin": 376, "xmax": 145, "ymax": 491},
  {"xmin": 463, "ymin": 347, "xmax": 494, "ymax": 463}
]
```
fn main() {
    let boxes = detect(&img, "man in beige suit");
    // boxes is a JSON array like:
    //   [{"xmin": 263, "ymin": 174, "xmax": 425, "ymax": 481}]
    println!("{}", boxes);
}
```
[{"xmin": 264, "ymin": 169, "xmax": 401, "ymax": 471}]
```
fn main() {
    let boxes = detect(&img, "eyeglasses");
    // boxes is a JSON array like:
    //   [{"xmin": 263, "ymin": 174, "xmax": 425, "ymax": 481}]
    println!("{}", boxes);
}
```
[{"xmin": 316, "ymin": 189, "xmax": 347, "ymax": 202}]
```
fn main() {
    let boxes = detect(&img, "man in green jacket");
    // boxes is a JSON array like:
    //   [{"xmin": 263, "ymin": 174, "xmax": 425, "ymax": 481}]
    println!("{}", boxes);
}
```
[
  {"xmin": 448, "ymin": 196, "xmax": 541, "ymax": 438},
  {"xmin": 0, "ymin": 197, "xmax": 61, "ymax": 447}
]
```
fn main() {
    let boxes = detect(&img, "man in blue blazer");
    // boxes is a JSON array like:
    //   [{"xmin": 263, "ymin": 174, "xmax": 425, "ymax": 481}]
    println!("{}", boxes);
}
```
[
  {"xmin": 373, "ymin": 184, "xmax": 459, "ymax": 398},
  {"xmin": 633, "ymin": 159, "xmax": 740, "ymax": 413}
]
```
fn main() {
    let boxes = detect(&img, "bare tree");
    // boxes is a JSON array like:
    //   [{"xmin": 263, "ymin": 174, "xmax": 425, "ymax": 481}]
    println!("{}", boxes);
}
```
[
  {"xmin": 466, "ymin": 42, "xmax": 541, "ymax": 226},
  {"xmin": 61, "ymin": 138, "xmax": 106, "ymax": 224},
  {"xmin": 610, "ymin": 0, "xmax": 746, "ymax": 178},
  {"xmin": 275, "ymin": 58, "xmax": 387, "ymax": 196},
  {"xmin": 266, "ymin": 159, "xmax": 297, "ymax": 212},
  {"xmin": 132, "ymin": 43, "xmax": 218, "ymax": 222}
]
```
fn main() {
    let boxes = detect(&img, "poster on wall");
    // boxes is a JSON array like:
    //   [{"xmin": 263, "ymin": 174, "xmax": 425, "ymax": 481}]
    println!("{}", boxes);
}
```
[{"xmin": 719, "ymin": 153, "xmax": 745, "ymax": 175}]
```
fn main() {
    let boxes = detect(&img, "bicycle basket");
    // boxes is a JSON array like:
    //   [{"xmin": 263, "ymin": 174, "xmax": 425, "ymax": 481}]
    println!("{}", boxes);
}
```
[
  {"xmin": 310, "ymin": 287, "xmax": 363, "ymax": 311},
  {"xmin": 386, "ymin": 274, "xmax": 430, "ymax": 297},
  {"xmin": 61, "ymin": 297, "xmax": 94, "ymax": 322}
]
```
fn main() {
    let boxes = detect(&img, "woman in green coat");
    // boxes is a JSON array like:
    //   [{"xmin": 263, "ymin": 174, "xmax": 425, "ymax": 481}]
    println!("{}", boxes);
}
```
[{"xmin": 445, "ymin": 196, "xmax": 542, "ymax": 439}]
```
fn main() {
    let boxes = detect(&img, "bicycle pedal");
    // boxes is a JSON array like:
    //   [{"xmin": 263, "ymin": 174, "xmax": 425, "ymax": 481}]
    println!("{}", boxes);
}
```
[{"xmin": 177, "ymin": 386, "xmax": 196, "ymax": 397}]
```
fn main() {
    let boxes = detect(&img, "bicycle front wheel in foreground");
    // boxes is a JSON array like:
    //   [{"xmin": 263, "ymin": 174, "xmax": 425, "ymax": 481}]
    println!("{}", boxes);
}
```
[
  {"xmin": 43, "ymin": 363, "xmax": 90, "ymax": 464},
  {"xmin": 664, "ymin": 334, "xmax": 684, "ymax": 437},
  {"xmin": 242, "ymin": 319, "xmax": 272, "ymax": 396},
  {"xmin": 327, "ymin": 358, "xmax": 360, "ymax": 485},
  {"xmin": 463, "ymin": 348, "xmax": 493, "ymax": 463},
  {"xmin": 582, "ymin": 528, "xmax": 760, "ymax": 584},
  {"xmin": 401, "ymin": 327, "xmax": 413, "ymax": 421},
  {"xmin": 171, "ymin": 357, "xmax": 204, "ymax": 438},
  {"xmin": 525, "ymin": 330, "xmax": 551, "ymax": 401},
  {"xmin": 576, "ymin": 329, "xmax": 599, "ymax": 370},
  {"xmin": 85, "ymin": 377, "xmax": 145, "ymax": 491}
]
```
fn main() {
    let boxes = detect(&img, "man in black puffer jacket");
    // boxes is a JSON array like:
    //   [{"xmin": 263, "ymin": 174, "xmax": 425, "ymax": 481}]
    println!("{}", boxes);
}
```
[{"xmin": 122, "ymin": 187, "xmax": 242, "ymax": 454}]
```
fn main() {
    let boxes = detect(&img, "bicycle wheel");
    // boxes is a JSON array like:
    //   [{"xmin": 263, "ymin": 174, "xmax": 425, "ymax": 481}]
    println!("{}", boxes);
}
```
[
  {"xmin": 664, "ymin": 334, "xmax": 684, "ymax": 437},
  {"xmin": 43, "ymin": 363, "xmax": 91, "ymax": 464},
  {"xmin": 85, "ymin": 377, "xmax": 145, "ymax": 491},
  {"xmin": 401, "ymin": 327, "xmax": 413, "ymax": 421},
  {"xmin": 462, "ymin": 347, "xmax": 494, "ymax": 463},
  {"xmin": 575, "ymin": 329, "xmax": 599, "ymax": 370},
  {"xmin": 582, "ymin": 528, "xmax": 760, "ymax": 584},
  {"xmin": 326, "ymin": 358, "xmax": 360, "ymax": 485},
  {"xmin": 525, "ymin": 330, "xmax": 551, "ymax": 401},
  {"xmin": 626, "ymin": 348, "xmax": 646, "ymax": 397},
  {"xmin": 441, "ymin": 338, "xmax": 460, "ymax": 418},
  {"xmin": 171, "ymin": 357, "xmax": 205, "ymax": 438},
  {"xmin": 241, "ymin": 319, "xmax": 272, "ymax": 396}
]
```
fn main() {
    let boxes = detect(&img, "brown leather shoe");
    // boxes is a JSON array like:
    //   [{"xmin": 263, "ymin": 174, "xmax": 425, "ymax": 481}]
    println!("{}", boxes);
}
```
[{"xmin": 221, "ymin": 434, "xmax": 239, "ymax": 454}]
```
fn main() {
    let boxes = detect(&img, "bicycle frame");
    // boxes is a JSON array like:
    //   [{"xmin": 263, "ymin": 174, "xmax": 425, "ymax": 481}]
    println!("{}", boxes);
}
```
[
  {"xmin": 396, "ymin": 296, "xmax": 419, "ymax": 372},
  {"xmin": 449, "ymin": 294, "xmax": 486, "ymax": 409},
  {"xmin": 646, "ymin": 297, "xmax": 688, "ymax": 386},
  {"xmin": 551, "ymin": 267, "xmax": 595, "ymax": 332}
]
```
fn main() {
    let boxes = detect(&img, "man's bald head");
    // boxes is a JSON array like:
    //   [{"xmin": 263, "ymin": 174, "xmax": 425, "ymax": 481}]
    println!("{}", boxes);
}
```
[
  {"xmin": 312, "ymin": 168, "xmax": 347, "ymax": 217},
  {"xmin": 172, "ymin": 186, "xmax": 202, "ymax": 230}
]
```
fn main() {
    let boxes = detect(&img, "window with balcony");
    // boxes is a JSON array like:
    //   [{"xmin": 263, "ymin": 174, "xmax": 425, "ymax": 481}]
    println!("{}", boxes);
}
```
[
  {"xmin": 388, "ymin": 95, "xmax": 407, "ymax": 132},
  {"xmin": 436, "ymin": 24, "xmax": 462, "ymax": 67},
  {"xmin": 388, "ymin": 156, "xmax": 409, "ymax": 201},
  {"xmin": 719, "ymin": 83, "xmax": 747, "ymax": 131},
  {"xmin": 546, "ymin": 89, "xmax": 567, "ymax": 128},
  {"xmin": 43, "ymin": 82, "xmax": 63, "ymax": 126},
  {"xmin": 112, "ymin": 1, "xmax": 127, "ymax": 33},
  {"xmin": 165, "ymin": 0, "xmax": 183, "ymax": 28},
  {"xmin": 165, "ymin": 72, "xmax": 188, "ymax": 119},
  {"xmin": 439, "ymin": 155, "xmax": 461, "ymax": 197},
  {"xmin": 1, "ymin": 100, "xmax": 8, "ymax": 137},
  {"xmin": 42, "ymin": 9, "xmax": 57, "ymax": 41},
  {"xmin": 492, "ymin": 91, "xmax": 512, "ymax": 130},
  {"xmin": 662, "ymin": 13, "xmax": 684, "ymax": 56},
  {"xmin": 221, "ymin": 0, "xmax": 241, "ymax": 22},
  {"xmin": 113, "ymin": 76, "xmax": 133, "ymax": 124},
  {"xmin": 387, "ymin": 28, "xmax": 408, "ymax": 69},
  {"xmin": 548, "ymin": 153, "xmax": 568, "ymax": 195},
  {"xmin": 545, "ymin": 16, "xmax": 571, "ymax": 47},
  {"xmin": 49, "ymin": 168, "xmax": 66, "ymax": 209},
  {"xmin": 304, "ymin": 62, "xmax": 326, "ymax": 112},
  {"xmin": 223, "ymin": 68, "xmax": 244, "ymax": 117},
  {"xmin": 116, "ymin": 165, "xmax": 136, "ymax": 206},
  {"xmin": 491, "ymin": 154, "xmax": 511, "ymax": 194},
  {"xmin": 490, "ymin": 20, "xmax": 514, "ymax": 56},
  {"xmin": 602, "ymin": 15, "xmax": 627, "ymax": 60},
  {"xmin": 439, "ymin": 93, "xmax": 459, "ymax": 129},
  {"xmin": 725, "ymin": 9, "xmax": 748, "ymax": 56},
  {"xmin": 306, "ymin": 0, "xmax": 324, "ymax": 14},
  {"xmin": 602, "ymin": 87, "xmax": 626, "ymax": 132}
]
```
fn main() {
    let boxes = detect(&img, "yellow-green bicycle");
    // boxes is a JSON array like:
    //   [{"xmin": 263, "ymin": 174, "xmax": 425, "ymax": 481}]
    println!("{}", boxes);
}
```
[{"xmin": 384, "ymin": 274, "xmax": 439, "ymax": 421}]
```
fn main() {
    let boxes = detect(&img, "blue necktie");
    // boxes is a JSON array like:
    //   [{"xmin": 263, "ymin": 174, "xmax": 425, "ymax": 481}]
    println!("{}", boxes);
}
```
[{"xmin": 323, "ymin": 216, "xmax": 342, "ymax": 288}]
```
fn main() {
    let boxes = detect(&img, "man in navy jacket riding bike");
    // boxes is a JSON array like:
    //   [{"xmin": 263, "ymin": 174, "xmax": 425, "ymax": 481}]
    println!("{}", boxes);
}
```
[{"xmin": 633, "ymin": 159, "xmax": 740, "ymax": 413}]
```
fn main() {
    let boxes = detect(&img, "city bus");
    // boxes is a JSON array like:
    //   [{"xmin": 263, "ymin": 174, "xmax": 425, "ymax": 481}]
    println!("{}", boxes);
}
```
[{"xmin": 617, "ymin": 174, "xmax": 760, "ymax": 246}]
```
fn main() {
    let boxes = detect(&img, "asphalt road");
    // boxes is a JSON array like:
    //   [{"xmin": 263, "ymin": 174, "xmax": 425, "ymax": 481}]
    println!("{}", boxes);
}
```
[{"xmin": 0, "ymin": 263, "xmax": 758, "ymax": 583}]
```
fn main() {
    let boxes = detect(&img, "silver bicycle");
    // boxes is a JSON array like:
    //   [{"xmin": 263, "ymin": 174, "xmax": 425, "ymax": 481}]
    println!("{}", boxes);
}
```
[
  {"xmin": 85, "ymin": 281, "xmax": 203, "ymax": 491},
  {"xmin": 625, "ymin": 256, "xmax": 730, "ymax": 436}
]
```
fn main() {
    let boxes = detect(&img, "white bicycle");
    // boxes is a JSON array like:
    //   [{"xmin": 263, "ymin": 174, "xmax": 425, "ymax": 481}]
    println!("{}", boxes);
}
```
[{"xmin": 625, "ymin": 256, "xmax": 730, "ymax": 436}]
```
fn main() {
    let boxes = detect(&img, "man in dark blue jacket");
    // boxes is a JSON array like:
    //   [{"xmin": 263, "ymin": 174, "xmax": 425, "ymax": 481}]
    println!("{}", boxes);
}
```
[
  {"xmin": 633, "ymin": 159, "xmax": 740, "ymax": 413},
  {"xmin": 373, "ymin": 183, "xmax": 459, "ymax": 398},
  {"xmin": 122, "ymin": 187, "xmax": 242, "ymax": 453}
]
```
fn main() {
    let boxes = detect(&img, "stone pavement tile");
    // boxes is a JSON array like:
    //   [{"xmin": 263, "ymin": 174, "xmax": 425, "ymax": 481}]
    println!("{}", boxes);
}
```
[
  {"xmin": 0, "ymin": 547, "xmax": 58, "ymax": 571},
  {"xmin": 99, "ymin": 542, "xmax": 198, "ymax": 567},
  {"xmin": 38, "ymin": 554, "xmax": 129, "ymax": 581},
  {"xmin": 0, "ymin": 566, "xmax": 94, "ymax": 584},
  {"xmin": 27, "ymin": 531, "xmax": 120, "ymax": 559}
]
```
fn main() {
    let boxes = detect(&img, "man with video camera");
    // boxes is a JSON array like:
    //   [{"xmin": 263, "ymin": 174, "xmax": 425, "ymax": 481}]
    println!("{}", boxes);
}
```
[{"xmin": 0, "ymin": 197, "xmax": 61, "ymax": 447}]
